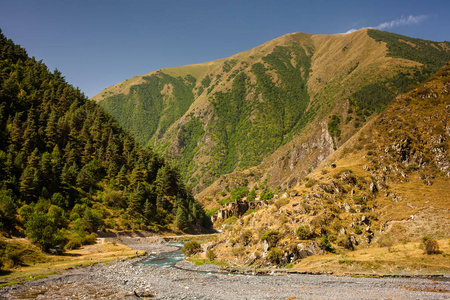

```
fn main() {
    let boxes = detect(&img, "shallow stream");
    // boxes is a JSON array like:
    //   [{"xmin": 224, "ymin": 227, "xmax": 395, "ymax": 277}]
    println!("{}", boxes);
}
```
[{"xmin": 137, "ymin": 242, "xmax": 185, "ymax": 268}]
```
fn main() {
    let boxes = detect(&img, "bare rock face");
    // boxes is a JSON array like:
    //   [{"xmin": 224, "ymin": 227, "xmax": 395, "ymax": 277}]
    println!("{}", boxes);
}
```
[
  {"xmin": 211, "ymin": 200, "xmax": 268, "ymax": 223},
  {"xmin": 391, "ymin": 137, "xmax": 411, "ymax": 163},
  {"xmin": 296, "ymin": 242, "xmax": 320, "ymax": 259}
]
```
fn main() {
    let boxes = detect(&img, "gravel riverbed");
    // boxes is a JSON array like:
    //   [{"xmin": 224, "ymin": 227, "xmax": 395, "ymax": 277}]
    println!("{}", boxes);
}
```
[{"xmin": 1, "ymin": 238, "xmax": 449, "ymax": 299}]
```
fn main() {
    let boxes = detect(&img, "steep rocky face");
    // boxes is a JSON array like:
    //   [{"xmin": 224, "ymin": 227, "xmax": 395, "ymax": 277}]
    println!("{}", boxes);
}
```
[
  {"xmin": 94, "ymin": 29, "xmax": 450, "ymax": 198},
  {"xmin": 211, "ymin": 200, "xmax": 268, "ymax": 223}
]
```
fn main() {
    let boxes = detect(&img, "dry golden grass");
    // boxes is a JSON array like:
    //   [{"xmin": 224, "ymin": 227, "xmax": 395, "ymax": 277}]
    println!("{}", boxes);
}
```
[
  {"xmin": 0, "ymin": 239, "xmax": 140, "ymax": 284},
  {"xmin": 211, "ymin": 63, "xmax": 450, "ymax": 274},
  {"xmin": 293, "ymin": 239, "xmax": 450, "ymax": 275}
]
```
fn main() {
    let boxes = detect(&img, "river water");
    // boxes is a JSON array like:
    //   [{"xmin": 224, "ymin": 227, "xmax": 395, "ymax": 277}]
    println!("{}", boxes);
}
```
[{"xmin": 137, "ymin": 242, "xmax": 185, "ymax": 268}]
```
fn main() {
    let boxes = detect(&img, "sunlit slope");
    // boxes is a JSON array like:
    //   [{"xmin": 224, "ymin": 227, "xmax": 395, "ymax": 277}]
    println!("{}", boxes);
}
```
[
  {"xmin": 209, "ymin": 62, "xmax": 450, "ymax": 270},
  {"xmin": 94, "ymin": 29, "xmax": 450, "ymax": 195}
]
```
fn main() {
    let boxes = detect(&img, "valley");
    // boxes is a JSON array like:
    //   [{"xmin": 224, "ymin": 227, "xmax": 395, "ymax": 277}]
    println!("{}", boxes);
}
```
[{"xmin": 1, "ymin": 22, "xmax": 450, "ymax": 299}]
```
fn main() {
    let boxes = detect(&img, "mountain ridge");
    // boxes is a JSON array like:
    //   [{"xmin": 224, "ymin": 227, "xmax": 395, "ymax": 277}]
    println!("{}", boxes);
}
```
[{"xmin": 94, "ymin": 29, "xmax": 450, "ymax": 204}]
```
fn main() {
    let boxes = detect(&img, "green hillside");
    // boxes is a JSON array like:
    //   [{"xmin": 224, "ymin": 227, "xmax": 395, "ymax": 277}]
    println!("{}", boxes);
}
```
[
  {"xmin": 95, "ymin": 29, "xmax": 450, "ymax": 196},
  {"xmin": 99, "ymin": 72, "xmax": 196, "ymax": 144},
  {"xmin": 0, "ymin": 29, "xmax": 211, "ymax": 255}
]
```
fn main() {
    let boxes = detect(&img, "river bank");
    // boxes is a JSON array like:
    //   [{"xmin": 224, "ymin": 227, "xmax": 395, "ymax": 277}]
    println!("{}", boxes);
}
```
[{"xmin": 0, "ymin": 237, "xmax": 449, "ymax": 299}]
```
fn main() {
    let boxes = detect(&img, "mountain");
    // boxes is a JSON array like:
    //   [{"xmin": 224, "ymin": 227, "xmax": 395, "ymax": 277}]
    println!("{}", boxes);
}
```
[
  {"xmin": 207, "ymin": 62, "xmax": 450, "ymax": 271},
  {"xmin": 94, "ymin": 29, "xmax": 450, "ymax": 201},
  {"xmin": 0, "ymin": 29, "xmax": 211, "ymax": 253}
]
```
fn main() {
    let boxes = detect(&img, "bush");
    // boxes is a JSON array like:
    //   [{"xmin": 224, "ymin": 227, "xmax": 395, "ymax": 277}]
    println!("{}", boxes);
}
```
[
  {"xmin": 354, "ymin": 226, "xmax": 362, "ymax": 235},
  {"xmin": 274, "ymin": 197, "xmax": 289, "ymax": 209},
  {"xmin": 206, "ymin": 249, "xmax": 216, "ymax": 261},
  {"xmin": 267, "ymin": 247, "xmax": 283, "ymax": 264},
  {"xmin": 337, "ymin": 235, "xmax": 354, "ymax": 250},
  {"xmin": 64, "ymin": 231, "xmax": 97, "ymax": 250},
  {"xmin": 304, "ymin": 179, "xmax": 317, "ymax": 188},
  {"xmin": 239, "ymin": 230, "xmax": 253, "ymax": 246},
  {"xmin": 328, "ymin": 115, "xmax": 341, "ymax": 137},
  {"xmin": 377, "ymin": 233, "xmax": 394, "ymax": 251},
  {"xmin": 422, "ymin": 237, "xmax": 440, "ymax": 254},
  {"xmin": 182, "ymin": 240, "xmax": 201, "ymax": 256},
  {"xmin": 230, "ymin": 186, "xmax": 249, "ymax": 201},
  {"xmin": 205, "ymin": 206, "xmax": 220, "ymax": 217},
  {"xmin": 318, "ymin": 234, "xmax": 333, "ymax": 252},
  {"xmin": 295, "ymin": 225, "xmax": 312, "ymax": 240},
  {"xmin": 65, "ymin": 240, "xmax": 82, "ymax": 250},
  {"xmin": 246, "ymin": 189, "xmax": 256, "ymax": 202},
  {"xmin": 261, "ymin": 230, "xmax": 280, "ymax": 247},
  {"xmin": 260, "ymin": 189, "xmax": 274, "ymax": 200}
]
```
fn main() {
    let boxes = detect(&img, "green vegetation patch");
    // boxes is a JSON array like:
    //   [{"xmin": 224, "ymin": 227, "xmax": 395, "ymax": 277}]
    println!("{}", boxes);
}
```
[
  {"xmin": 368, "ymin": 29, "xmax": 450, "ymax": 70},
  {"xmin": 176, "ymin": 117, "xmax": 205, "ymax": 179},
  {"xmin": 209, "ymin": 44, "xmax": 313, "ymax": 178},
  {"xmin": 346, "ymin": 30, "xmax": 450, "ymax": 116},
  {"xmin": 99, "ymin": 72, "xmax": 196, "ymax": 146},
  {"xmin": 328, "ymin": 115, "xmax": 341, "ymax": 138}
]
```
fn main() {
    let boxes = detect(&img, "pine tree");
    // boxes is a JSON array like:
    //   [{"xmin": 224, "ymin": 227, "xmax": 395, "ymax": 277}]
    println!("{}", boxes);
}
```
[
  {"xmin": 129, "ymin": 165, "xmax": 144, "ymax": 189},
  {"xmin": 4, "ymin": 145, "xmax": 15, "ymax": 177},
  {"xmin": 143, "ymin": 199, "xmax": 152, "ymax": 221},
  {"xmin": 45, "ymin": 111, "xmax": 58, "ymax": 148},
  {"xmin": 39, "ymin": 152, "xmax": 52, "ymax": 181},
  {"xmin": 60, "ymin": 163, "xmax": 70, "ymax": 186},
  {"xmin": 27, "ymin": 148, "xmax": 40, "ymax": 169},
  {"xmin": 19, "ymin": 166, "xmax": 36, "ymax": 198},
  {"xmin": 127, "ymin": 193, "xmax": 141, "ymax": 217},
  {"xmin": 67, "ymin": 163, "xmax": 78, "ymax": 185},
  {"xmin": 175, "ymin": 206, "xmax": 188, "ymax": 231},
  {"xmin": 21, "ymin": 110, "xmax": 37, "ymax": 154},
  {"xmin": 81, "ymin": 139, "xmax": 92, "ymax": 165},
  {"xmin": 9, "ymin": 114, "xmax": 22, "ymax": 147},
  {"xmin": 115, "ymin": 166, "xmax": 128, "ymax": 190}
]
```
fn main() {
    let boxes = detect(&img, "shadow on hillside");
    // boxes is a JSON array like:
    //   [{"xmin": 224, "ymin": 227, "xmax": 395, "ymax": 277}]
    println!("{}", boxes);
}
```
[{"xmin": 0, "ymin": 269, "xmax": 13, "ymax": 276}]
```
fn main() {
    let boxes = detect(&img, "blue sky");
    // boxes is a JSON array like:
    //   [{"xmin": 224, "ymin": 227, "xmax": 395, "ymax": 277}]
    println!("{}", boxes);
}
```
[{"xmin": 1, "ymin": 0, "xmax": 449, "ymax": 98}]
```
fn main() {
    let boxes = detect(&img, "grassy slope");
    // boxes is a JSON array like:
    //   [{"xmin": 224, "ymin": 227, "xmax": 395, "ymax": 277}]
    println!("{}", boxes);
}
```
[
  {"xmin": 0, "ymin": 238, "xmax": 140, "ymax": 287},
  {"xmin": 197, "ymin": 29, "xmax": 450, "ymax": 211},
  {"xmin": 207, "ymin": 62, "xmax": 450, "ymax": 274},
  {"xmin": 94, "ymin": 29, "xmax": 450, "ymax": 201}
]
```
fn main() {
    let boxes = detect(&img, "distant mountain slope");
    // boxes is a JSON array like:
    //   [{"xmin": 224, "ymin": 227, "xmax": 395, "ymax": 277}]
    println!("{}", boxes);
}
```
[
  {"xmin": 0, "ymin": 29, "xmax": 211, "ymax": 251},
  {"xmin": 209, "ymin": 62, "xmax": 450, "ymax": 270},
  {"xmin": 94, "ymin": 29, "xmax": 450, "ymax": 197}
]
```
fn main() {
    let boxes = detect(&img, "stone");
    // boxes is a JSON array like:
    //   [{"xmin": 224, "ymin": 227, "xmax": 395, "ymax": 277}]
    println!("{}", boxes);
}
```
[
  {"xmin": 297, "ymin": 242, "xmax": 320, "ymax": 259},
  {"xmin": 263, "ymin": 240, "xmax": 270, "ymax": 253},
  {"xmin": 343, "ymin": 203, "xmax": 351, "ymax": 213}
]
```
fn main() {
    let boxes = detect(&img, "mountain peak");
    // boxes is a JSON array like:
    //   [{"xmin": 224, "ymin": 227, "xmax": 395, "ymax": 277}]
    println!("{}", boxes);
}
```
[{"xmin": 94, "ymin": 30, "xmax": 450, "ymax": 199}]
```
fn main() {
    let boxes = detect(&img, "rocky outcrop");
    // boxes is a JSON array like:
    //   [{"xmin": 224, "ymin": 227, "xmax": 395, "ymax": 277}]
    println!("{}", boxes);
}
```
[
  {"xmin": 263, "ymin": 242, "xmax": 320, "ymax": 266},
  {"xmin": 212, "ymin": 200, "xmax": 268, "ymax": 223}
]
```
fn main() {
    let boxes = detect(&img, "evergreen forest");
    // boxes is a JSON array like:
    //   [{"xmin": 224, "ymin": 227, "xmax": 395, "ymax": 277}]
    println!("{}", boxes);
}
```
[{"xmin": 0, "ymin": 29, "xmax": 211, "ymax": 252}]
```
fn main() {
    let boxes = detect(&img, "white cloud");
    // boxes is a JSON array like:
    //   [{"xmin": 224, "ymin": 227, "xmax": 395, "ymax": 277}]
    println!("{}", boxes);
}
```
[
  {"xmin": 341, "ymin": 15, "xmax": 428, "ymax": 34},
  {"xmin": 345, "ymin": 29, "xmax": 358, "ymax": 34},
  {"xmin": 375, "ymin": 15, "xmax": 428, "ymax": 30}
]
